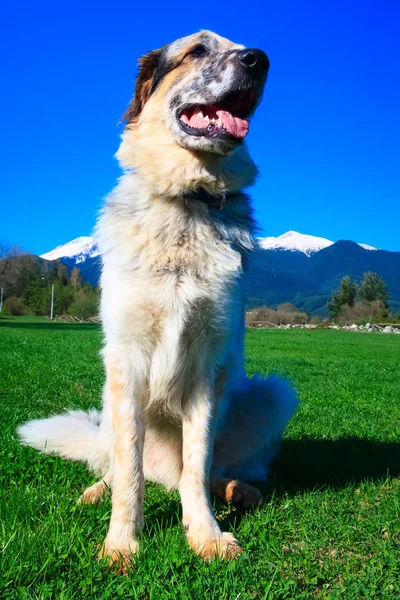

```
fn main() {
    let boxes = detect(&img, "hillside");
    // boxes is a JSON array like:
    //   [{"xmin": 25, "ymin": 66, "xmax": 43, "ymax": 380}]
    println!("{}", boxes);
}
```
[
  {"xmin": 245, "ymin": 242, "xmax": 400, "ymax": 314},
  {"xmin": 33, "ymin": 232, "xmax": 400, "ymax": 316}
]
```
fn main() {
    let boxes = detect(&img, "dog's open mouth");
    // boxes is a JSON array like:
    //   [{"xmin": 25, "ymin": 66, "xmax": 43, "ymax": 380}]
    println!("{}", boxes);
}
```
[{"xmin": 178, "ymin": 90, "xmax": 255, "ymax": 140}]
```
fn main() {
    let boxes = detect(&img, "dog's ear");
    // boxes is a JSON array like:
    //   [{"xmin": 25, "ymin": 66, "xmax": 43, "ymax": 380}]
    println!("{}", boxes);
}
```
[{"xmin": 121, "ymin": 48, "xmax": 165, "ymax": 123}]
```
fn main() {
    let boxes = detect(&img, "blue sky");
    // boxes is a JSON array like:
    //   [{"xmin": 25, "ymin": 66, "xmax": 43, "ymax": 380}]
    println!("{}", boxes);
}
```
[{"xmin": 2, "ymin": 0, "xmax": 399, "ymax": 254}]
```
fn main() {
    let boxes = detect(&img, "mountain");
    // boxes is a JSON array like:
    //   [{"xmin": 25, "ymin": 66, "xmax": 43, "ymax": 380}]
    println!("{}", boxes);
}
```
[
  {"xmin": 258, "ymin": 231, "xmax": 333, "ymax": 255},
  {"xmin": 40, "ymin": 237, "xmax": 102, "ymax": 286},
  {"xmin": 60, "ymin": 255, "xmax": 102, "ymax": 286},
  {"xmin": 245, "ymin": 241, "xmax": 400, "ymax": 314},
  {"xmin": 258, "ymin": 230, "xmax": 377, "ymax": 256},
  {"xmin": 40, "ymin": 236, "xmax": 99, "ymax": 263},
  {"xmin": 40, "ymin": 231, "xmax": 378, "ymax": 264},
  {"xmin": 39, "ymin": 232, "xmax": 399, "ymax": 315}
]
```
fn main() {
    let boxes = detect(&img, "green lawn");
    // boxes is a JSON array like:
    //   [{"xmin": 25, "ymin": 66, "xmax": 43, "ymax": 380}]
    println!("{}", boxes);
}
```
[{"xmin": 1, "ymin": 317, "xmax": 399, "ymax": 599}]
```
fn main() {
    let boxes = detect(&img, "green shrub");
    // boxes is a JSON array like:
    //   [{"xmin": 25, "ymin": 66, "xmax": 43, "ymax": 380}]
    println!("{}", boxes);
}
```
[
  {"xmin": 3, "ymin": 296, "xmax": 28, "ymax": 316},
  {"xmin": 338, "ymin": 300, "xmax": 391, "ymax": 325},
  {"xmin": 246, "ymin": 306, "xmax": 309, "ymax": 326},
  {"xmin": 69, "ymin": 290, "xmax": 98, "ymax": 320}
]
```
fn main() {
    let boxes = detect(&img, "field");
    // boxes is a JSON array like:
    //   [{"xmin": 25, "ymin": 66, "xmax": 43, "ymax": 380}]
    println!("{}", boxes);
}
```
[{"xmin": 1, "ymin": 317, "xmax": 399, "ymax": 599}]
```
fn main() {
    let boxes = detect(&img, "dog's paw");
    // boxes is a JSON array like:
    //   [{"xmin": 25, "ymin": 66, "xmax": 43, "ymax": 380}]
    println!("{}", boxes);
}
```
[
  {"xmin": 225, "ymin": 480, "xmax": 264, "ymax": 509},
  {"xmin": 191, "ymin": 532, "xmax": 242, "ymax": 562},
  {"xmin": 78, "ymin": 480, "xmax": 109, "ymax": 505},
  {"xmin": 99, "ymin": 537, "xmax": 139, "ymax": 575}
]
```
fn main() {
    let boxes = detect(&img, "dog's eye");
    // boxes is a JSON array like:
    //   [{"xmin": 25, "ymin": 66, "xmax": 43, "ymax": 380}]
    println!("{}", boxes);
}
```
[{"xmin": 188, "ymin": 44, "xmax": 208, "ymax": 57}]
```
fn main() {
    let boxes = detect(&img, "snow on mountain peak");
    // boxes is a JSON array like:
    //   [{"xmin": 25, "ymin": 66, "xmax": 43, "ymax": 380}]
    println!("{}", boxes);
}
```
[
  {"xmin": 358, "ymin": 243, "xmax": 378, "ymax": 251},
  {"xmin": 258, "ymin": 231, "xmax": 378, "ymax": 255},
  {"xmin": 40, "ymin": 236, "xmax": 99, "ymax": 263},
  {"xmin": 40, "ymin": 231, "xmax": 378, "ymax": 264},
  {"xmin": 258, "ymin": 231, "xmax": 333, "ymax": 256}
]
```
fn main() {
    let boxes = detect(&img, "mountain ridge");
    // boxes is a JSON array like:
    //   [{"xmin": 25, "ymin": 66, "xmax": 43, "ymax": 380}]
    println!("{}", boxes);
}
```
[
  {"xmin": 40, "ymin": 231, "xmax": 379, "ymax": 262},
  {"xmin": 40, "ymin": 236, "xmax": 100, "ymax": 263},
  {"xmin": 38, "ymin": 233, "xmax": 400, "ymax": 316}
]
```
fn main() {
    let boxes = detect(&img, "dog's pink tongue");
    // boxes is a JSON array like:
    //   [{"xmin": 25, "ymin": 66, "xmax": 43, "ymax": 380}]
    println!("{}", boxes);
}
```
[{"xmin": 216, "ymin": 110, "xmax": 249, "ymax": 138}]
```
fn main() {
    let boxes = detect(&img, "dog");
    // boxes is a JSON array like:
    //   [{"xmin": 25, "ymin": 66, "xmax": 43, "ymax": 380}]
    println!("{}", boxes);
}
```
[{"xmin": 18, "ymin": 30, "xmax": 297, "ymax": 572}]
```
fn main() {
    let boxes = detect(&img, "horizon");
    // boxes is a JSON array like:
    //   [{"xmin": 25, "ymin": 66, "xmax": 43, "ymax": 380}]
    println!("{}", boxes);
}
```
[
  {"xmin": 39, "ymin": 230, "xmax": 399, "ymax": 262},
  {"xmin": 39, "ymin": 228, "xmax": 394, "ymax": 258},
  {"xmin": 2, "ymin": 1, "xmax": 400, "ymax": 253}
]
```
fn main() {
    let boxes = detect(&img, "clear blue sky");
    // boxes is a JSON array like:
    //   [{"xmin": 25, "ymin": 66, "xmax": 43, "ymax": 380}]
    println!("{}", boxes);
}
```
[{"xmin": 2, "ymin": 0, "xmax": 399, "ymax": 254}]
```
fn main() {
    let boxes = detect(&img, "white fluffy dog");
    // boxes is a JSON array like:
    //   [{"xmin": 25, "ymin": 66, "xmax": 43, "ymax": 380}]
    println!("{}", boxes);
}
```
[{"xmin": 19, "ymin": 30, "xmax": 297, "ymax": 572}]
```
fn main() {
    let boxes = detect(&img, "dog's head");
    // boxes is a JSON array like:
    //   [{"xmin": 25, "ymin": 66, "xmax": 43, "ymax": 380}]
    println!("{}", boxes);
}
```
[
  {"xmin": 118, "ymin": 31, "xmax": 269, "ymax": 194},
  {"xmin": 123, "ymin": 31, "xmax": 269, "ymax": 156}
]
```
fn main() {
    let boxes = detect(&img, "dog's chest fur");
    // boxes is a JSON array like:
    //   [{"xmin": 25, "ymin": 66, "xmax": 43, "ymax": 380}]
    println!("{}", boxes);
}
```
[
  {"xmin": 145, "ymin": 204, "xmax": 244, "ymax": 281},
  {"xmin": 99, "ymin": 186, "xmax": 254, "ymax": 421},
  {"xmin": 101, "ymin": 185, "xmax": 254, "ymax": 300}
]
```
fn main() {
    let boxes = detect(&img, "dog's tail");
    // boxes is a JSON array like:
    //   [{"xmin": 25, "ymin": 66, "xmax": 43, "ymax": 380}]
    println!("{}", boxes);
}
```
[
  {"xmin": 213, "ymin": 375, "xmax": 299, "ymax": 482},
  {"xmin": 17, "ymin": 410, "xmax": 109, "ymax": 475}
]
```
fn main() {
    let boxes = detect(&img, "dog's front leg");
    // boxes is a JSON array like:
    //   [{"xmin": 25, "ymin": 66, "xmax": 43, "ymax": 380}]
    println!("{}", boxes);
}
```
[
  {"xmin": 100, "ymin": 356, "xmax": 146, "ymax": 574},
  {"xmin": 180, "ymin": 387, "xmax": 242, "ymax": 561}
]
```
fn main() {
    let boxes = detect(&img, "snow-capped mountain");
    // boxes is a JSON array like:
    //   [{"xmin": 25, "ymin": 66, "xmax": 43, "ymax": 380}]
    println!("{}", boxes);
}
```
[
  {"xmin": 36, "ymin": 233, "xmax": 398, "ymax": 315},
  {"xmin": 258, "ymin": 231, "xmax": 377, "ymax": 256},
  {"xmin": 40, "ymin": 231, "xmax": 378, "ymax": 265},
  {"xmin": 40, "ymin": 236, "xmax": 99, "ymax": 263},
  {"xmin": 258, "ymin": 231, "xmax": 333, "ymax": 256}
]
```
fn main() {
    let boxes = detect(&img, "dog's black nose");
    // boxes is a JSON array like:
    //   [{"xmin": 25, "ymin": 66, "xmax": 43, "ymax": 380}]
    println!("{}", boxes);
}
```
[{"xmin": 238, "ymin": 48, "xmax": 270, "ymax": 76}]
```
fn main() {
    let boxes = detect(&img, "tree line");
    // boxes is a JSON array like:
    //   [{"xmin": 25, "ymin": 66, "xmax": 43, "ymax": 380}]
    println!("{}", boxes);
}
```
[
  {"xmin": 327, "ymin": 272, "xmax": 393, "ymax": 323},
  {"xmin": 0, "ymin": 244, "xmax": 99, "ymax": 319},
  {"xmin": 0, "ymin": 245, "xmax": 396, "ymax": 324}
]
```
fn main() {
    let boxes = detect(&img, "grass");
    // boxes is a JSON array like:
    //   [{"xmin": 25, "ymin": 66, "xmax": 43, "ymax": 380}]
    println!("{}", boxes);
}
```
[{"xmin": 1, "ymin": 317, "xmax": 399, "ymax": 599}]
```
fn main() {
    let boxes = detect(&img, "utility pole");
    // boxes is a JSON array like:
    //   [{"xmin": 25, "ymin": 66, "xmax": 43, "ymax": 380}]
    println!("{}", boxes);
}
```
[
  {"xmin": 0, "ymin": 287, "xmax": 3, "ymax": 311},
  {"xmin": 50, "ymin": 283, "xmax": 54, "ymax": 320}
]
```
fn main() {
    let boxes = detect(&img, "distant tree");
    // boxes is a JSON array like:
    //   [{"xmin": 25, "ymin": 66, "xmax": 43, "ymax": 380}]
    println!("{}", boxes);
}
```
[
  {"xmin": 0, "ymin": 247, "xmax": 100, "ymax": 318},
  {"xmin": 69, "ymin": 289, "xmax": 98, "ymax": 319},
  {"xmin": 21, "ymin": 265, "xmax": 47, "ymax": 315},
  {"xmin": 0, "ymin": 241, "xmax": 26, "ymax": 259},
  {"xmin": 327, "ymin": 275, "xmax": 357, "ymax": 320},
  {"xmin": 3, "ymin": 296, "xmax": 28, "ymax": 316},
  {"xmin": 327, "ymin": 289, "xmax": 343, "ymax": 321},
  {"xmin": 71, "ymin": 267, "xmax": 82, "ymax": 291},
  {"xmin": 358, "ymin": 272, "xmax": 389, "ymax": 307},
  {"xmin": 340, "ymin": 300, "xmax": 383, "ymax": 325},
  {"xmin": 340, "ymin": 275, "xmax": 357, "ymax": 307},
  {"xmin": 0, "ymin": 248, "xmax": 35, "ymax": 301},
  {"xmin": 57, "ymin": 263, "xmax": 69, "ymax": 285},
  {"xmin": 53, "ymin": 282, "xmax": 74, "ymax": 315},
  {"xmin": 277, "ymin": 302, "xmax": 298, "ymax": 313},
  {"xmin": 48, "ymin": 263, "xmax": 59, "ymax": 282},
  {"xmin": 328, "ymin": 272, "xmax": 392, "ymax": 323}
]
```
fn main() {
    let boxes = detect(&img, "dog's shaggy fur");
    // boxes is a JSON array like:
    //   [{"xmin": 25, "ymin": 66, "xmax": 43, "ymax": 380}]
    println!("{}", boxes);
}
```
[{"xmin": 18, "ymin": 31, "xmax": 297, "ymax": 571}]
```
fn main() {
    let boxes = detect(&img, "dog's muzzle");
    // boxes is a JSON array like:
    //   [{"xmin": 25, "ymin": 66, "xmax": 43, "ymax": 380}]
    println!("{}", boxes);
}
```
[{"xmin": 177, "ymin": 46, "xmax": 269, "ymax": 146}]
